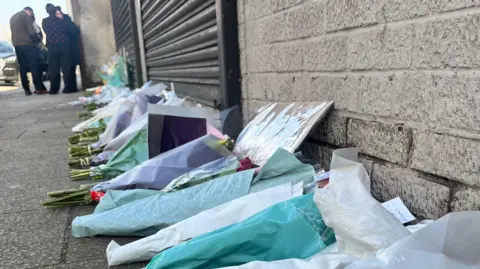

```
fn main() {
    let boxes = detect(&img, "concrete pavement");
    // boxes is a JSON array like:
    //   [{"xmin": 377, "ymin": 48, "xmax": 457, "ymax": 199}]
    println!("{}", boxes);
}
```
[{"xmin": 0, "ymin": 87, "xmax": 146, "ymax": 268}]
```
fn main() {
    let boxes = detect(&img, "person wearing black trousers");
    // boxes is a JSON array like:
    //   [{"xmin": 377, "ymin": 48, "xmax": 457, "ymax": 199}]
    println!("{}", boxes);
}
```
[
  {"xmin": 42, "ymin": 6, "xmax": 78, "ymax": 94},
  {"xmin": 9, "ymin": 7, "xmax": 48, "ymax": 95},
  {"xmin": 57, "ymin": 6, "xmax": 80, "ymax": 93}
]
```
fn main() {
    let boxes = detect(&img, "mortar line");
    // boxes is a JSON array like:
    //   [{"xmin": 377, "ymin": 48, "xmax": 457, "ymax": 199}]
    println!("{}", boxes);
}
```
[
  {"xmin": 60, "ymin": 206, "xmax": 73, "ymax": 264},
  {"xmin": 251, "ymin": 68, "xmax": 480, "ymax": 76},
  {"xmin": 248, "ymin": 4, "xmax": 480, "ymax": 37},
  {"xmin": 15, "ymin": 130, "xmax": 27, "ymax": 139}
]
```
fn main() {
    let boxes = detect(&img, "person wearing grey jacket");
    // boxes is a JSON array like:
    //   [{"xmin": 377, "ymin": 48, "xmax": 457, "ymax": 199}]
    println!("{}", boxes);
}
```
[{"xmin": 10, "ymin": 7, "xmax": 47, "ymax": 95}]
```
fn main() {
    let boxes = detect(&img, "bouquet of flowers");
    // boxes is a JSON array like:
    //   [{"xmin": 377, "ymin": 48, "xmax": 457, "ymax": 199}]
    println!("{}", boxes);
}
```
[{"xmin": 42, "ymin": 183, "xmax": 97, "ymax": 208}]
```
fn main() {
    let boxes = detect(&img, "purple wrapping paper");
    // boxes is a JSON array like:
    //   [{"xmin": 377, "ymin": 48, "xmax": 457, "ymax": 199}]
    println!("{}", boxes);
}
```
[
  {"xmin": 92, "ymin": 134, "xmax": 231, "ymax": 192},
  {"xmin": 148, "ymin": 114, "xmax": 207, "ymax": 159}
]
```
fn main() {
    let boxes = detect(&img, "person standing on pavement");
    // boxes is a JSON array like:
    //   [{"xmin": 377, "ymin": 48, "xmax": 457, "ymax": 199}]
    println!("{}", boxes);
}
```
[
  {"xmin": 42, "ymin": 5, "xmax": 77, "ymax": 94},
  {"xmin": 57, "ymin": 5, "xmax": 79, "ymax": 93},
  {"xmin": 10, "ymin": 7, "xmax": 48, "ymax": 95}
]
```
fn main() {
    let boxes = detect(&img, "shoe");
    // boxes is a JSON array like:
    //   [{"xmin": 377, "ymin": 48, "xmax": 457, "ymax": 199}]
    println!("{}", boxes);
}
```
[
  {"xmin": 34, "ymin": 90, "xmax": 49, "ymax": 95},
  {"xmin": 25, "ymin": 91, "xmax": 33, "ymax": 96},
  {"xmin": 49, "ymin": 91, "xmax": 59, "ymax": 95}
]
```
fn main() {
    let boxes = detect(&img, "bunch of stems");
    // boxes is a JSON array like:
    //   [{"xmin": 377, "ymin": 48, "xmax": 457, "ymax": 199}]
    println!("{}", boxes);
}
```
[
  {"xmin": 42, "ymin": 183, "xmax": 99, "ymax": 208},
  {"xmin": 68, "ymin": 155, "xmax": 106, "ymax": 168},
  {"xmin": 42, "ymin": 187, "xmax": 91, "ymax": 208},
  {"xmin": 77, "ymin": 111, "xmax": 93, "ymax": 119},
  {"xmin": 84, "ymin": 103, "xmax": 98, "ymax": 111},
  {"xmin": 84, "ymin": 91, "xmax": 95, "ymax": 97},
  {"xmin": 70, "ymin": 168, "xmax": 104, "ymax": 181},
  {"xmin": 69, "ymin": 145, "xmax": 104, "ymax": 158},
  {"xmin": 68, "ymin": 128, "xmax": 104, "ymax": 145},
  {"xmin": 68, "ymin": 156, "xmax": 94, "ymax": 168},
  {"xmin": 70, "ymin": 168, "xmax": 92, "ymax": 181}
]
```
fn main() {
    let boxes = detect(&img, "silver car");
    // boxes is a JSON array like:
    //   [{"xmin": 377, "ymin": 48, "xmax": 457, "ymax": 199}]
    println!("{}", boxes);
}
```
[
  {"xmin": 0, "ymin": 41, "xmax": 19, "ymax": 84},
  {"xmin": 0, "ymin": 41, "xmax": 19, "ymax": 83}
]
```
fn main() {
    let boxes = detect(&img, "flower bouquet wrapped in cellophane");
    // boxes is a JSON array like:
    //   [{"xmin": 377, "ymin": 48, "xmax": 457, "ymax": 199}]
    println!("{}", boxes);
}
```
[{"xmin": 70, "ymin": 128, "xmax": 148, "ymax": 181}]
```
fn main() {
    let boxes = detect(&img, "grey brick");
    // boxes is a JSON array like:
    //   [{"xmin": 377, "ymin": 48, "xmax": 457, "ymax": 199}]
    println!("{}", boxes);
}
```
[
  {"xmin": 382, "ymin": 24, "xmax": 415, "ymax": 69},
  {"xmin": 326, "ymin": 0, "xmax": 384, "ymax": 32},
  {"xmin": 242, "ymin": 100, "xmax": 249, "ymax": 124},
  {"xmin": 372, "ymin": 163, "xmax": 450, "ymax": 219},
  {"xmin": 347, "ymin": 27, "xmax": 383, "ymax": 70},
  {"xmin": 271, "ymin": 42, "xmax": 305, "ymax": 72},
  {"xmin": 238, "ymin": 24, "xmax": 245, "ymax": 50},
  {"xmin": 356, "ymin": 74, "xmax": 394, "ymax": 117},
  {"xmin": 348, "ymin": 119, "xmax": 412, "ymax": 165},
  {"xmin": 247, "ymin": 99, "xmax": 270, "ymax": 120},
  {"xmin": 412, "ymin": 14, "xmax": 480, "ymax": 68},
  {"xmin": 384, "ymin": 0, "xmax": 480, "ymax": 21},
  {"xmin": 302, "ymin": 142, "xmax": 334, "ymax": 170},
  {"xmin": 411, "ymin": 130, "xmax": 480, "ymax": 186},
  {"xmin": 432, "ymin": 73, "xmax": 480, "ymax": 131},
  {"xmin": 246, "ymin": 45, "xmax": 274, "ymax": 72},
  {"xmin": 244, "ymin": 21, "xmax": 258, "ymax": 47},
  {"xmin": 383, "ymin": 0, "xmax": 434, "ymax": 21},
  {"xmin": 451, "ymin": 186, "xmax": 480, "ymax": 211},
  {"xmin": 237, "ymin": 0, "xmax": 244, "ymax": 24},
  {"xmin": 359, "ymin": 155, "xmax": 374, "ymax": 177},
  {"xmin": 250, "ymin": 13, "xmax": 287, "ymax": 46},
  {"xmin": 285, "ymin": 1, "xmax": 325, "ymax": 40},
  {"xmin": 437, "ymin": 0, "xmax": 480, "ymax": 12},
  {"xmin": 263, "ymin": 74, "xmax": 297, "ymax": 101},
  {"xmin": 309, "ymin": 75, "xmax": 342, "ymax": 102},
  {"xmin": 247, "ymin": 74, "xmax": 307, "ymax": 102},
  {"xmin": 304, "ymin": 35, "xmax": 347, "ymax": 71},
  {"xmin": 239, "ymin": 49, "xmax": 247, "ymax": 75},
  {"xmin": 244, "ymin": 0, "xmax": 276, "ymax": 20},
  {"xmin": 245, "ymin": 74, "xmax": 266, "ymax": 100},
  {"xmin": 290, "ymin": 75, "xmax": 312, "ymax": 102},
  {"xmin": 277, "ymin": 0, "xmax": 306, "ymax": 10},
  {"xmin": 308, "ymin": 114, "xmax": 348, "ymax": 147},
  {"xmin": 392, "ymin": 72, "xmax": 433, "ymax": 122},
  {"xmin": 240, "ymin": 73, "xmax": 247, "ymax": 101},
  {"xmin": 347, "ymin": 24, "xmax": 415, "ymax": 70},
  {"xmin": 247, "ymin": 44, "xmax": 301, "ymax": 73},
  {"xmin": 335, "ymin": 75, "xmax": 359, "ymax": 112}
]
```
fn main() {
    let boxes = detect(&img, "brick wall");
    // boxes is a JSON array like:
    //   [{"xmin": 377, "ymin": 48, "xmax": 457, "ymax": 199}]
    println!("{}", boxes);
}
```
[{"xmin": 238, "ymin": 0, "xmax": 480, "ymax": 219}]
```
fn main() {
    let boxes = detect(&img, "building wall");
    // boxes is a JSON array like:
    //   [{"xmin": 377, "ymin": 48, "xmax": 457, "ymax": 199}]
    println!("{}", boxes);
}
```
[
  {"xmin": 69, "ymin": 0, "xmax": 116, "ymax": 88},
  {"xmin": 238, "ymin": 0, "xmax": 480, "ymax": 219}
]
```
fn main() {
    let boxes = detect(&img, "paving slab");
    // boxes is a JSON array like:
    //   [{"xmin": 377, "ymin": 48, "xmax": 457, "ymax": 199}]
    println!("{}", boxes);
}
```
[
  {"xmin": 0, "ymin": 209, "xmax": 68, "ymax": 268},
  {"xmin": 0, "ymin": 88, "xmax": 148, "ymax": 269},
  {"xmin": 0, "ymin": 126, "xmax": 26, "ymax": 140},
  {"xmin": 0, "ymin": 87, "xmax": 129, "ymax": 269},
  {"xmin": 66, "ymin": 206, "xmax": 142, "ymax": 264},
  {"xmin": 32, "ymin": 259, "xmax": 148, "ymax": 269},
  {"xmin": 0, "ymin": 137, "xmax": 67, "ymax": 150}
]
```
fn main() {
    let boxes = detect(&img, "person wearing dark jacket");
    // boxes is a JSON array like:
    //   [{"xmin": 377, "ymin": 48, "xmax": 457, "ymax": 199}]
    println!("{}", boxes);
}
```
[
  {"xmin": 57, "ymin": 6, "xmax": 80, "ymax": 93},
  {"xmin": 10, "ymin": 7, "xmax": 48, "ymax": 95},
  {"xmin": 42, "ymin": 5, "xmax": 78, "ymax": 94}
]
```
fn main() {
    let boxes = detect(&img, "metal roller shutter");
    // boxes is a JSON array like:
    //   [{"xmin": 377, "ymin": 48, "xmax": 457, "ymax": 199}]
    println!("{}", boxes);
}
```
[
  {"xmin": 140, "ymin": 0, "xmax": 222, "ymax": 106},
  {"xmin": 110, "ymin": 0, "xmax": 141, "ymax": 87}
]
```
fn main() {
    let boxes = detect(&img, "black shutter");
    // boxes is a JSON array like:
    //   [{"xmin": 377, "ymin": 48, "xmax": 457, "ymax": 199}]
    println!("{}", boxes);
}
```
[
  {"xmin": 110, "ymin": 0, "xmax": 143, "ymax": 87},
  {"xmin": 140, "ymin": 0, "xmax": 224, "ymax": 107}
]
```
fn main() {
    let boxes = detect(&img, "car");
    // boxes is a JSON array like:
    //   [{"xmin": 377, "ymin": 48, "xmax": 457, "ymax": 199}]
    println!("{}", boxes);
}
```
[
  {"xmin": 0, "ymin": 41, "xmax": 19, "ymax": 84},
  {"xmin": 0, "ymin": 41, "xmax": 49, "ymax": 84}
]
